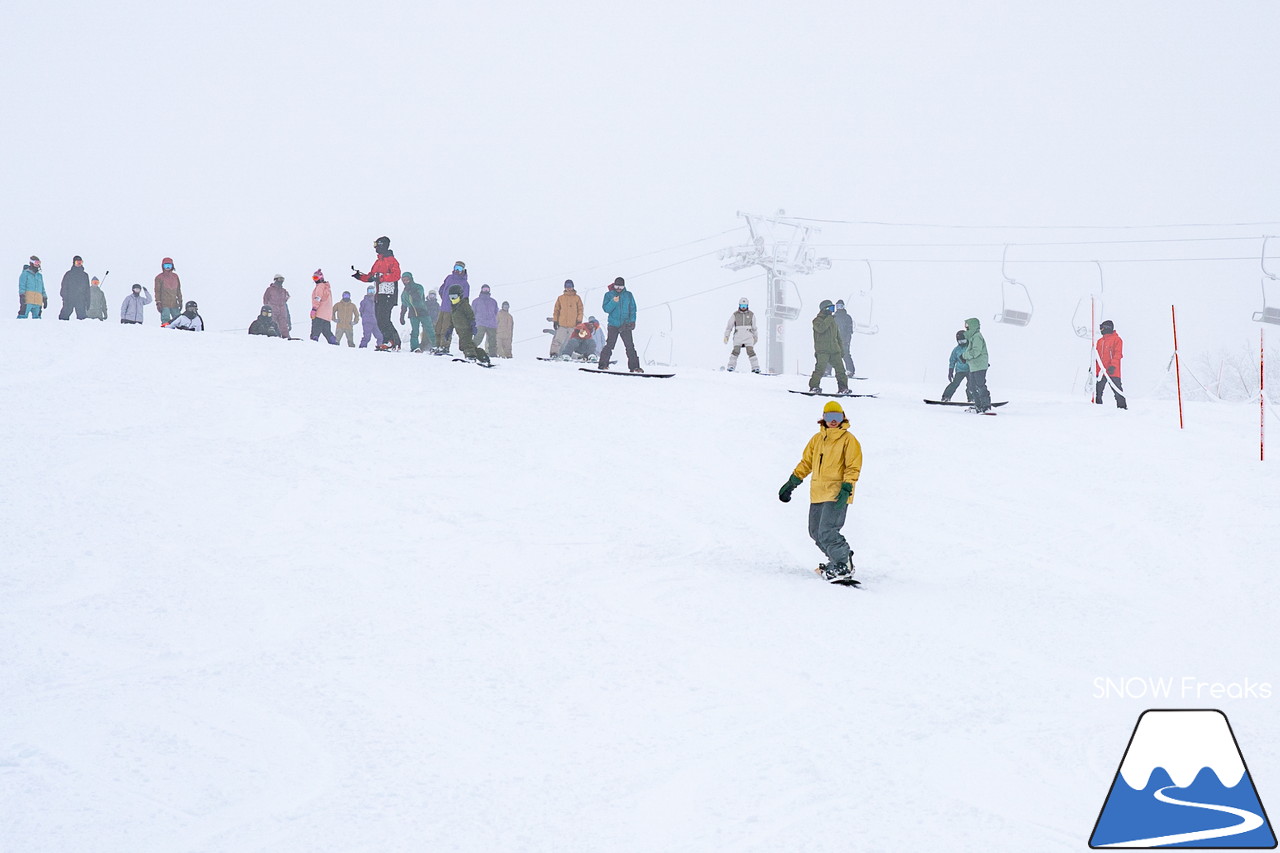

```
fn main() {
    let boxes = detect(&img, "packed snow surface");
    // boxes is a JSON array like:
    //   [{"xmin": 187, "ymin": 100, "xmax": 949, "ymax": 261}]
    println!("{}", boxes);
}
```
[{"xmin": 2, "ymin": 321, "xmax": 1277, "ymax": 852}]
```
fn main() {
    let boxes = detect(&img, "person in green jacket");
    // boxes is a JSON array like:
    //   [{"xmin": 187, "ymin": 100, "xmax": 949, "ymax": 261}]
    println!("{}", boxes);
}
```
[
  {"xmin": 87, "ymin": 276, "xmax": 109, "ymax": 321},
  {"xmin": 961, "ymin": 317, "xmax": 992, "ymax": 412},
  {"xmin": 399, "ymin": 272, "xmax": 434, "ymax": 352},
  {"xmin": 808, "ymin": 300, "xmax": 848, "ymax": 393},
  {"xmin": 447, "ymin": 284, "xmax": 489, "ymax": 364}
]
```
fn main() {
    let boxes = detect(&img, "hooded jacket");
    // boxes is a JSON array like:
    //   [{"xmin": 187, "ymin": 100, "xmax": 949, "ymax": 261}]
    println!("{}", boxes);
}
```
[
  {"xmin": 88, "ymin": 283, "xmax": 108, "ymax": 319},
  {"xmin": 400, "ymin": 273, "xmax": 426, "ymax": 318},
  {"xmin": 553, "ymin": 290, "xmax": 583, "ymax": 327},
  {"xmin": 601, "ymin": 288, "xmax": 637, "ymax": 327},
  {"xmin": 962, "ymin": 317, "xmax": 989, "ymax": 371},
  {"xmin": 834, "ymin": 307, "xmax": 854, "ymax": 345},
  {"xmin": 311, "ymin": 280, "xmax": 334, "ymax": 322},
  {"xmin": 357, "ymin": 252, "xmax": 401, "ymax": 304},
  {"xmin": 812, "ymin": 309, "xmax": 841, "ymax": 354},
  {"xmin": 724, "ymin": 308, "xmax": 757, "ymax": 346},
  {"xmin": 154, "ymin": 258, "xmax": 183, "ymax": 310},
  {"xmin": 497, "ymin": 304, "xmax": 514, "ymax": 346},
  {"xmin": 791, "ymin": 420, "xmax": 863, "ymax": 504},
  {"xmin": 169, "ymin": 309, "xmax": 204, "ymax": 331},
  {"xmin": 334, "ymin": 297, "xmax": 360, "ymax": 330},
  {"xmin": 264, "ymin": 281, "xmax": 290, "ymax": 316},
  {"xmin": 439, "ymin": 271, "xmax": 468, "ymax": 314},
  {"xmin": 473, "ymin": 290, "xmax": 499, "ymax": 327},
  {"xmin": 358, "ymin": 293, "xmax": 378, "ymax": 326},
  {"xmin": 119, "ymin": 287, "xmax": 152, "ymax": 321},
  {"xmin": 948, "ymin": 343, "xmax": 970, "ymax": 375},
  {"xmin": 1096, "ymin": 329, "xmax": 1123, "ymax": 377},
  {"xmin": 449, "ymin": 294, "xmax": 476, "ymax": 333},
  {"xmin": 20, "ymin": 266, "xmax": 46, "ymax": 304},
  {"xmin": 61, "ymin": 264, "xmax": 91, "ymax": 305},
  {"xmin": 249, "ymin": 313, "xmax": 282, "ymax": 336}
]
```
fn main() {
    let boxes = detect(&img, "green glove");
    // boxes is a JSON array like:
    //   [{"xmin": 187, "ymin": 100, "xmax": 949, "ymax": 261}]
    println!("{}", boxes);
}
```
[
  {"xmin": 836, "ymin": 482, "xmax": 853, "ymax": 503},
  {"xmin": 778, "ymin": 474, "xmax": 803, "ymax": 503}
]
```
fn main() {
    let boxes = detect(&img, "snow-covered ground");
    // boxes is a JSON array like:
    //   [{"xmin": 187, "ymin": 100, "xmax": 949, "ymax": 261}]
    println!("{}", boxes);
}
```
[{"xmin": 2, "ymin": 321, "xmax": 1277, "ymax": 852}]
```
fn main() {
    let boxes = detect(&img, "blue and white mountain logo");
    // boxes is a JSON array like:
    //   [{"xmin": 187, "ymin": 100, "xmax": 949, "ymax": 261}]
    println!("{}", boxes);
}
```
[{"xmin": 1090, "ymin": 709, "xmax": 1276, "ymax": 848}]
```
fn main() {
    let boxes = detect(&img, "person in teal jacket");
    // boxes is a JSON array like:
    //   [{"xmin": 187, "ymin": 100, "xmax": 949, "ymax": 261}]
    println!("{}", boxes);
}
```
[
  {"xmin": 398, "ymin": 272, "xmax": 434, "ymax": 352},
  {"xmin": 961, "ymin": 317, "xmax": 992, "ymax": 412},
  {"xmin": 18, "ymin": 257, "xmax": 46, "ymax": 319},
  {"xmin": 940, "ymin": 330, "xmax": 972, "ymax": 402},
  {"xmin": 597, "ymin": 277, "xmax": 642, "ymax": 372}
]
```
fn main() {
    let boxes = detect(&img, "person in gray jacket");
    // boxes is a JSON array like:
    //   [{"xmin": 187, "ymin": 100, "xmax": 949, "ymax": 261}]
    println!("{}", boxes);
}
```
[
  {"xmin": 723, "ymin": 296, "xmax": 760, "ymax": 373},
  {"xmin": 833, "ymin": 299, "xmax": 856, "ymax": 377},
  {"xmin": 119, "ymin": 284, "xmax": 152, "ymax": 324}
]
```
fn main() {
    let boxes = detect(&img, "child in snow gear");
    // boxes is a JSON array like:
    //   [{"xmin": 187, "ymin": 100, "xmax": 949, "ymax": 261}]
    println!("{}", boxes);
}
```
[
  {"xmin": 333, "ymin": 291, "xmax": 360, "ymax": 346},
  {"xmin": 353, "ymin": 236, "xmax": 401, "ymax": 350},
  {"xmin": 398, "ymin": 272, "xmax": 432, "ymax": 352},
  {"xmin": 58, "ymin": 256, "xmax": 90, "ymax": 320},
  {"xmin": 960, "ymin": 317, "xmax": 992, "ymax": 413},
  {"xmin": 358, "ymin": 286, "xmax": 382, "ymax": 348},
  {"xmin": 549, "ymin": 280, "xmax": 583, "ymax": 357},
  {"xmin": 834, "ymin": 299, "xmax": 856, "ymax": 377},
  {"xmin": 778, "ymin": 401, "xmax": 863, "ymax": 582},
  {"xmin": 1095, "ymin": 320, "xmax": 1127, "ymax": 409},
  {"xmin": 18, "ymin": 257, "xmax": 46, "ymax": 318},
  {"xmin": 448, "ymin": 284, "xmax": 489, "ymax": 363},
  {"xmin": 473, "ymin": 284, "xmax": 499, "ymax": 358},
  {"xmin": 248, "ymin": 305, "xmax": 282, "ymax": 337},
  {"xmin": 309, "ymin": 270, "xmax": 337, "ymax": 344},
  {"xmin": 168, "ymin": 301, "xmax": 204, "ymax": 331},
  {"xmin": 940, "ymin": 330, "xmax": 972, "ymax": 402},
  {"xmin": 497, "ymin": 300, "xmax": 514, "ymax": 358},
  {"xmin": 119, "ymin": 283, "xmax": 151, "ymax": 324},
  {"xmin": 723, "ymin": 297, "xmax": 760, "ymax": 372},
  {"xmin": 155, "ymin": 258, "xmax": 183, "ymax": 325},
  {"xmin": 598, "ymin": 277, "xmax": 642, "ymax": 372},
  {"xmin": 809, "ymin": 300, "xmax": 848, "ymax": 393},
  {"xmin": 87, "ymin": 276, "xmax": 108, "ymax": 320},
  {"xmin": 433, "ymin": 261, "xmax": 468, "ymax": 353}
]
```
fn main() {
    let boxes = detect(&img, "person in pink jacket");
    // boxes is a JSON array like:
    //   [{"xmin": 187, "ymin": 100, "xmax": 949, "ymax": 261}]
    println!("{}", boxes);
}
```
[{"xmin": 309, "ymin": 269, "xmax": 337, "ymax": 344}]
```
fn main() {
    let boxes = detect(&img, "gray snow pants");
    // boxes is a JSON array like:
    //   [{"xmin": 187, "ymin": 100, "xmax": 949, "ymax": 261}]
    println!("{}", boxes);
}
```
[{"xmin": 808, "ymin": 500, "xmax": 851, "ymax": 566}]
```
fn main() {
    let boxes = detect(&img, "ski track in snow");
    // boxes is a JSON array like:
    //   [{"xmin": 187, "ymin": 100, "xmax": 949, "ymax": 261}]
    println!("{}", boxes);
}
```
[{"xmin": 1, "ymin": 321, "xmax": 1277, "ymax": 852}]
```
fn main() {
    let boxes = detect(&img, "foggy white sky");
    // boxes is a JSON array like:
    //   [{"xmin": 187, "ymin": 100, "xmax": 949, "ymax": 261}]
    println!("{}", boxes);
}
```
[{"xmin": 4, "ymin": 0, "xmax": 1278, "ymax": 388}]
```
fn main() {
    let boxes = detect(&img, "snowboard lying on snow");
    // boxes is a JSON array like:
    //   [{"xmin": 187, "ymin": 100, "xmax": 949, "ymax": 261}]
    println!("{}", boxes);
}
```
[
  {"xmin": 579, "ymin": 368, "xmax": 674, "ymax": 379},
  {"xmin": 789, "ymin": 390, "xmax": 878, "ymax": 398},
  {"xmin": 923, "ymin": 399, "xmax": 1008, "ymax": 407}
]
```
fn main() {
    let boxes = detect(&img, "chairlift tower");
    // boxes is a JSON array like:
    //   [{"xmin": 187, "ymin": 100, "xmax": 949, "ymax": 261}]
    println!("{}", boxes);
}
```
[{"xmin": 720, "ymin": 210, "xmax": 831, "ymax": 374}]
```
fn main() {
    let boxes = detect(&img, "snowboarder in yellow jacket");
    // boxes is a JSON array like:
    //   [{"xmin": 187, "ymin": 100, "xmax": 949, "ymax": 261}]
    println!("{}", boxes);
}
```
[{"xmin": 778, "ymin": 400, "xmax": 863, "ymax": 582}]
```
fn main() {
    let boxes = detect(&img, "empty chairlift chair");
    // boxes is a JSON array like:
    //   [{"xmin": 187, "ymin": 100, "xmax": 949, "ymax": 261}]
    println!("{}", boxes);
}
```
[
  {"xmin": 846, "ymin": 260, "xmax": 880, "ymax": 335},
  {"xmin": 1071, "ymin": 261, "xmax": 1105, "ymax": 339},
  {"xmin": 994, "ymin": 244, "xmax": 1033, "ymax": 327},
  {"xmin": 1254, "ymin": 236, "xmax": 1280, "ymax": 325}
]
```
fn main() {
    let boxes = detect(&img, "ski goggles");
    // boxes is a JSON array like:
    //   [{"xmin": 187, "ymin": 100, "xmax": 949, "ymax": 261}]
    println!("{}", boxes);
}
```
[
  {"xmin": 822, "ymin": 412, "xmax": 844, "ymax": 425},
  {"xmin": 449, "ymin": 295, "xmax": 461, "ymax": 303},
  {"xmin": 453, "ymin": 264, "xmax": 465, "ymax": 272}
]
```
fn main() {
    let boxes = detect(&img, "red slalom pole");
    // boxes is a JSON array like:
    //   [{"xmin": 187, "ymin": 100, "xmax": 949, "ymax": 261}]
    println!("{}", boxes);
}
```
[{"xmin": 1172, "ymin": 305, "xmax": 1184, "ymax": 429}]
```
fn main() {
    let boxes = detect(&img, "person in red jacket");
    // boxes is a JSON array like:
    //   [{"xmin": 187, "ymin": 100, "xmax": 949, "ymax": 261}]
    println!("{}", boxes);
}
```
[
  {"xmin": 1095, "ymin": 319, "xmax": 1126, "ymax": 409},
  {"xmin": 353, "ymin": 235, "xmax": 402, "ymax": 351}
]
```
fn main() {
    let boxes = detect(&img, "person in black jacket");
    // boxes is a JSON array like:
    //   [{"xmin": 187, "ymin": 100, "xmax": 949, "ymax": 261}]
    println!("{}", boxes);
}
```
[
  {"xmin": 248, "ymin": 305, "xmax": 282, "ymax": 337},
  {"xmin": 59, "ymin": 255, "xmax": 91, "ymax": 320},
  {"xmin": 833, "ymin": 299, "xmax": 856, "ymax": 377}
]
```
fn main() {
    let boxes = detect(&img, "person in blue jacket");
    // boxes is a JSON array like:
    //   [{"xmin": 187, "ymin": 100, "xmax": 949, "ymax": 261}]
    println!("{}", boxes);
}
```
[
  {"xmin": 597, "ymin": 277, "xmax": 642, "ymax": 373},
  {"xmin": 18, "ymin": 256, "xmax": 46, "ymax": 318},
  {"xmin": 940, "ymin": 330, "xmax": 972, "ymax": 402}
]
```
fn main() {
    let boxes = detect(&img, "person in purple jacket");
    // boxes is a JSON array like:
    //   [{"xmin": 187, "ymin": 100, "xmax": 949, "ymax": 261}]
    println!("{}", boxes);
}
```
[
  {"xmin": 433, "ymin": 261, "xmax": 469, "ymax": 354},
  {"xmin": 358, "ymin": 285, "xmax": 383, "ymax": 348},
  {"xmin": 472, "ymin": 284, "xmax": 499, "ymax": 358}
]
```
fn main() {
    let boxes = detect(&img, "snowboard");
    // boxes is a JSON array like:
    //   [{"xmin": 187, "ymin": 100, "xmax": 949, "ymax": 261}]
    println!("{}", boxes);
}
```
[
  {"xmin": 538, "ymin": 356, "xmax": 597, "ymax": 363},
  {"xmin": 789, "ymin": 390, "xmax": 878, "ymax": 398},
  {"xmin": 813, "ymin": 566, "xmax": 861, "ymax": 587},
  {"xmin": 579, "ymin": 368, "xmax": 674, "ymax": 379},
  {"xmin": 923, "ymin": 399, "xmax": 1008, "ymax": 407},
  {"xmin": 453, "ymin": 358, "xmax": 496, "ymax": 369}
]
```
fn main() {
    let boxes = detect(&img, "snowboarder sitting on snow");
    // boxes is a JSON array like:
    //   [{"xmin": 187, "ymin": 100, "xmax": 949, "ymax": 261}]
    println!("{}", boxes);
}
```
[
  {"xmin": 168, "ymin": 300, "xmax": 204, "ymax": 331},
  {"xmin": 723, "ymin": 296, "xmax": 760, "ymax": 373},
  {"xmin": 248, "ymin": 305, "xmax": 282, "ymax": 337},
  {"xmin": 809, "ymin": 300, "xmax": 848, "ymax": 394},
  {"xmin": 559, "ymin": 319, "xmax": 599, "ymax": 360},
  {"xmin": 1095, "ymin": 320, "xmax": 1127, "ymax": 409},
  {"xmin": 960, "ymin": 317, "xmax": 991, "ymax": 413},
  {"xmin": 940, "ymin": 330, "xmax": 972, "ymax": 403},
  {"xmin": 447, "ymin": 284, "xmax": 489, "ymax": 364},
  {"xmin": 778, "ymin": 400, "xmax": 863, "ymax": 583}
]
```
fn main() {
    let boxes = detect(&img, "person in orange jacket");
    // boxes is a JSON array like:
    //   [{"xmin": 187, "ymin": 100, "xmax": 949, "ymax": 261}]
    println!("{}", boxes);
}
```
[
  {"xmin": 1095, "ymin": 319, "xmax": 1126, "ymax": 409},
  {"xmin": 778, "ymin": 400, "xmax": 863, "ymax": 583}
]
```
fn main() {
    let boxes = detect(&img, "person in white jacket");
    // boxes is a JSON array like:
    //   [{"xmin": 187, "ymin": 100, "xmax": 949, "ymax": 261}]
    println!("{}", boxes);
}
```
[
  {"xmin": 168, "ymin": 300, "xmax": 204, "ymax": 331},
  {"xmin": 119, "ymin": 284, "xmax": 152, "ymax": 324},
  {"xmin": 723, "ymin": 297, "xmax": 760, "ymax": 373}
]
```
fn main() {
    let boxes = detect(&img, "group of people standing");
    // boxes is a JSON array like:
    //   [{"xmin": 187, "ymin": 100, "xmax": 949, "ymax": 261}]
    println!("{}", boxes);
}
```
[
  {"xmin": 17, "ymin": 255, "xmax": 193, "ymax": 326},
  {"xmin": 545, "ymin": 277, "xmax": 645, "ymax": 372}
]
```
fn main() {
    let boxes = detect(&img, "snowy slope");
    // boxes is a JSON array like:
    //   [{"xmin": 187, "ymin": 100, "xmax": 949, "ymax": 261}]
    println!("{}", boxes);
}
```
[{"xmin": 2, "ymin": 321, "xmax": 1277, "ymax": 852}]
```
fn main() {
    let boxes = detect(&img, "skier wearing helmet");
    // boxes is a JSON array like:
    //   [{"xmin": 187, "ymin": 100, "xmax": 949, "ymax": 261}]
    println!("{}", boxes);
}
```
[{"xmin": 723, "ymin": 296, "xmax": 760, "ymax": 373}]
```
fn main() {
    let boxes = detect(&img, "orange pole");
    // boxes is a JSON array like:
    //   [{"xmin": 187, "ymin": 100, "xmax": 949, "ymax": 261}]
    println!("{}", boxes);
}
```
[{"xmin": 1172, "ymin": 305, "xmax": 1184, "ymax": 430}]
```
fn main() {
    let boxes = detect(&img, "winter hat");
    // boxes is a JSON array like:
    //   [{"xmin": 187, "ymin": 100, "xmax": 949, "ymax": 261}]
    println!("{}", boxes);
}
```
[
  {"xmin": 820, "ymin": 400, "xmax": 847, "ymax": 425},
  {"xmin": 613, "ymin": 277, "xmax": 625, "ymax": 287},
  {"xmin": 501, "ymin": 301, "xmax": 509, "ymax": 310},
  {"xmin": 131, "ymin": 283, "xmax": 141, "ymax": 292},
  {"xmin": 836, "ymin": 299, "xmax": 845, "ymax": 308},
  {"xmin": 342, "ymin": 291, "xmax": 351, "ymax": 299},
  {"xmin": 261, "ymin": 305, "xmax": 273, "ymax": 314},
  {"xmin": 819, "ymin": 299, "xmax": 834, "ymax": 311},
  {"xmin": 375, "ymin": 236, "xmax": 391, "ymax": 251},
  {"xmin": 738, "ymin": 296, "xmax": 749, "ymax": 307},
  {"xmin": 367, "ymin": 285, "xmax": 375, "ymax": 294},
  {"xmin": 428, "ymin": 290, "xmax": 437, "ymax": 298},
  {"xmin": 313, "ymin": 269, "xmax": 325, "ymax": 282},
  {"xmin": 587, "ymin": 315, "xmax": 598, "ymax": 323},
  {"xmin": 73, "ymin": 255, "xmax": 83, "ymax": 262},
  {"xmin": 955, "ymin": 330, "xmax": 967, "ymax": 342},
  {"xmin": 453, "ymin": 261, "xmax": 466, "ymax": 271},
  {"xmin": 401, "ymin": 271, "xmax": 415, "ymax": 283},
  {"xmin": 449, "ymin": 284, "xmax": 463, "ymax": 295},
  {"xmin": 161, "ymin": 257, "xmax": 173, "ymax": 268},
  {"xmin": 273, "ymin": 274, "xmax": 284, "ymax": 283},
  {"xmin": 29, "ymin": 255, "xmax": 41, "ymax": 267},
  {"xmin": 564, "ymin": 279, "xmax": 574, "ymax": 289},
  {"xmin": 1100, "ymin": 319, "xmax": 1115, "ymax": 334},
  {"xmin": 91, "ymin": 276, "xmax": 100, "ymax": 284},
  {"xmin": 481, "ymin": 284, "xmax": 491, "ymax": 293}
]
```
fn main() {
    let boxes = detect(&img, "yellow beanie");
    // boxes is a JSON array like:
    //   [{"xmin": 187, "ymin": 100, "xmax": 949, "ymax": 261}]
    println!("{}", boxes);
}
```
[{"xmin": 822, "ymin": 401, "xmax": 844, "ymax": 414}]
